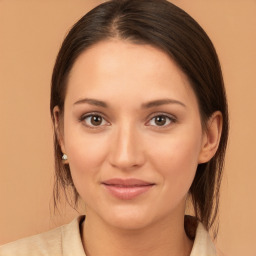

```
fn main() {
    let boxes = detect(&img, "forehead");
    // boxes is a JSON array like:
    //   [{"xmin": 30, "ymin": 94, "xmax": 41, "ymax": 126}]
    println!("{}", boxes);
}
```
[{"xmin": 65, "ymin": 39, "xmax": 197, "ymax": 108}]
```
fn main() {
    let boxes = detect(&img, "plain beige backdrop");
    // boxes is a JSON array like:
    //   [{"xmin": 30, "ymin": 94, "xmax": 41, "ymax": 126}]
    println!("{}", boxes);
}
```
[{"xmin": 0, "ymin": 0, "xmax": 255, "ymax": 255}]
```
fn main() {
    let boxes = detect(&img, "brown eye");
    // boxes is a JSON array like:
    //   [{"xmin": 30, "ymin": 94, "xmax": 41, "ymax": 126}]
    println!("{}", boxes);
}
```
[
  {"xmin": 155, "ymin": 116, "xmax": 167, "ymax": 126},
  {"xmin": 82, "ymin": 114, "xmax": 108, "ymax": 127},
  {"xmin": 147, "ymin": 114, "xmax": 174, "ymax": 127},
  {"xmin": 91, "ymin": 115, "xmax": 103, "ymax": 126}
]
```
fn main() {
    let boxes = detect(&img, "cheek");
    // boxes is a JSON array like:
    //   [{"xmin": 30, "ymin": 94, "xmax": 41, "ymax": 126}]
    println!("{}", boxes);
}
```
[
  {"xmin": 148, "ymin": 130, "xmax": 202, "ymax": 193},
  {"xmin": 63, "ymin": 126, "xmax": 109, "ymax": 182},
  {"xmin": 63, "ymin": 132, "xmax": 112, "ymax": 205}
]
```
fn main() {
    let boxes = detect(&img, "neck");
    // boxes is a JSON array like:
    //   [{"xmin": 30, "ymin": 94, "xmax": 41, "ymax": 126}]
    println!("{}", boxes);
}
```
[{"xmin": 81, "ymin": 212, "xmax": 193, "ymax": 256}]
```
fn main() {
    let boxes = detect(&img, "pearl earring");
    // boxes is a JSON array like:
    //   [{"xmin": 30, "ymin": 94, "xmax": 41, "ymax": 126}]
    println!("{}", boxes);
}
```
[{"xmin": 62, "ymin": 154, "xmax": 68, "ymax": 160}]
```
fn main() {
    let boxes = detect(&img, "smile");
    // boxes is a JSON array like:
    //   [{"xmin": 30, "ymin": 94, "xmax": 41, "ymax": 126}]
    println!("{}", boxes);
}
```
[{"xmin": 102, "ymin": 178, "xmax": 155, "ymax": 200}]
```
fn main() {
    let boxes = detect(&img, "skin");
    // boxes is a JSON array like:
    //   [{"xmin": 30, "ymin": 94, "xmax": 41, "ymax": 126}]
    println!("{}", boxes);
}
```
[{"xmin": 54, "ymin": 39, "xmax": 222, "ymax": 256}]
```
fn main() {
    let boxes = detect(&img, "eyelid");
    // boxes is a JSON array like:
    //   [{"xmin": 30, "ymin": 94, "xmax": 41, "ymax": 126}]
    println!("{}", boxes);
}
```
[
  {"xmin": 145, "ymin": 112, "xmax": 177, "ymax": 127},
  {"xmin": 79, "ymin": 111, "xmax": 176, "ymax": 129},
  {"xmin": 79, "ymin": 111, "xmax": 110, "ymax": 128}
]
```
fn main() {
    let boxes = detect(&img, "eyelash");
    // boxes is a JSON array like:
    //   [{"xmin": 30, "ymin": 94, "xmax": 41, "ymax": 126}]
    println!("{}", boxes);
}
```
[
  {"xmin": 79, "ymin": 112, "xmax": 176, "ymax": 129},
  {"xmin": 146, "ymin": 113, "xmax": 177, "ymax": 128},
  {"xmin": 79, "ymin": 112, "xmax": 109, "ymax": 129}
]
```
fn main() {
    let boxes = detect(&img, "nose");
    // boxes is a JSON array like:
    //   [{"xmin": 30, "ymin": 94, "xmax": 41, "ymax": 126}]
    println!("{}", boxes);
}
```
[{"xmin": 108, "ymin": 123, "xmax": 145, "ymax": 171}]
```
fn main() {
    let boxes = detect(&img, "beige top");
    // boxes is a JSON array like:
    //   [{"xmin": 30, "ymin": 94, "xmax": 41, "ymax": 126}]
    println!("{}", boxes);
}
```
[{"xmin": 0, "ymin": 215, "xmax": 217, "ymax": 256}]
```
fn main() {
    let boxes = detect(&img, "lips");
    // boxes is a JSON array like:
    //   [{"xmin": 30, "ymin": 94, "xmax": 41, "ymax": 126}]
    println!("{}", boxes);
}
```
[{"xmin": 102, "ymin": 178, "xmax": 155, "ymax": 200}]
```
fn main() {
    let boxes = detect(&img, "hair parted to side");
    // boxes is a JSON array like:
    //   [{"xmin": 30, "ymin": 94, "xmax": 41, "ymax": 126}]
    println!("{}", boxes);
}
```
[{"xmin": 50, "ymin": 0, "xmax": 228, "ymax": 236}]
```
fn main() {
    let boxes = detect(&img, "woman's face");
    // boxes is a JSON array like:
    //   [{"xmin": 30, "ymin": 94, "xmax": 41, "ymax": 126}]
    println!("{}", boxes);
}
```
[{"xmin": 57, "ymin": 40, "xmax": 208, "ymax": 229}]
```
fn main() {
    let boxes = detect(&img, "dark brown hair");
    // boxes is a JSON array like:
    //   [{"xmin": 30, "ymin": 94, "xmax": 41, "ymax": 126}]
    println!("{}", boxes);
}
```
[{"xmin": 50, "ymin": 0, "xmax": 228, "ymax": 235}]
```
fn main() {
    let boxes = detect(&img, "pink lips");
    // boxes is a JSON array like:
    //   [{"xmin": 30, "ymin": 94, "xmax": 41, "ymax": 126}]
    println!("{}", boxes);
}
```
[{"xmin": 102, "ymin": 178, "xmax": 155, "ymax": 200}]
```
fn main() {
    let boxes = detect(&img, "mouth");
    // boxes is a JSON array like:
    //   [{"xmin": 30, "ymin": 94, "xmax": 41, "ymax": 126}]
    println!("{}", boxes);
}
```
[{"xmin": 101, "ymin": 178, "xmax": 155, "ymax": 200}]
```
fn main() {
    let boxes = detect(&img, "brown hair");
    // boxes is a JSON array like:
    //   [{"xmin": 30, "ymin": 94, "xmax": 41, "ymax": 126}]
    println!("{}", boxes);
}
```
[{"xmin": 50, "ymin": 0, "xmax": 228, "ymax": 235}]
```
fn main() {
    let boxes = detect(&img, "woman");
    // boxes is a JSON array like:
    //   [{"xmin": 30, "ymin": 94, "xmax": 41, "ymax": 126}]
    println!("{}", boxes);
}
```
[{"xmin": 0, "ymin": 0, "xmax": 228, "ymax": 255}]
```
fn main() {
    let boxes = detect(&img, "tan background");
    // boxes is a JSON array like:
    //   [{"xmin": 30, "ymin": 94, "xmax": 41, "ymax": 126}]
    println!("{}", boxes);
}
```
[{"xmin": 0, "ymin": 0, "xmax": 255, "ymax": 255}]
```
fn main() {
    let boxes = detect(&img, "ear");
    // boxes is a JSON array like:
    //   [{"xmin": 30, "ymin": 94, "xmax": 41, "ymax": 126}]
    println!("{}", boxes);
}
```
[
  {"xmin": 53, "ymin": 106, "xmax": 66, "ymax": 156},
  {"xmin": 198, "ymin": 111, "xmax": 223, "ymax": 164}
]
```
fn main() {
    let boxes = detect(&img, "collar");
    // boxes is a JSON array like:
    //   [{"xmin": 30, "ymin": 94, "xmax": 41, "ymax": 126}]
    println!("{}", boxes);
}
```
[{"xmin": 61, "ymin": 215, "xmax": 216, "ymax": 256}]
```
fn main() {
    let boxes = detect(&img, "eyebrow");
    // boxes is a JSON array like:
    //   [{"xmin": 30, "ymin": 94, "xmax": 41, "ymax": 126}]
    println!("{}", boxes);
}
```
[
  {"xmin": 73, "ymin": 98, "xmax": 186, "ymax": 108},
  {"xmin": 141, "ymin": 99, "xmax": 186, "ymax": 108},
  {"xmin": 73, "ymin": 98, "xmax": 108, "ymax": 108}
]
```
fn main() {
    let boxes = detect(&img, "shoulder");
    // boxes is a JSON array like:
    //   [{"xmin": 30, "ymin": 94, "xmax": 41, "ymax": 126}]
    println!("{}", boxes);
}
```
[
  {"xmin": 0, "ymin": 215, "xmax": 85, "ymax": 256},
  {"xmin": 0, "ymin": 225, "xmax": 63, "ymax": 256},
  {"xmin": 0, "ymin": 226, "xmax": 63, "ymax": 256}
]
